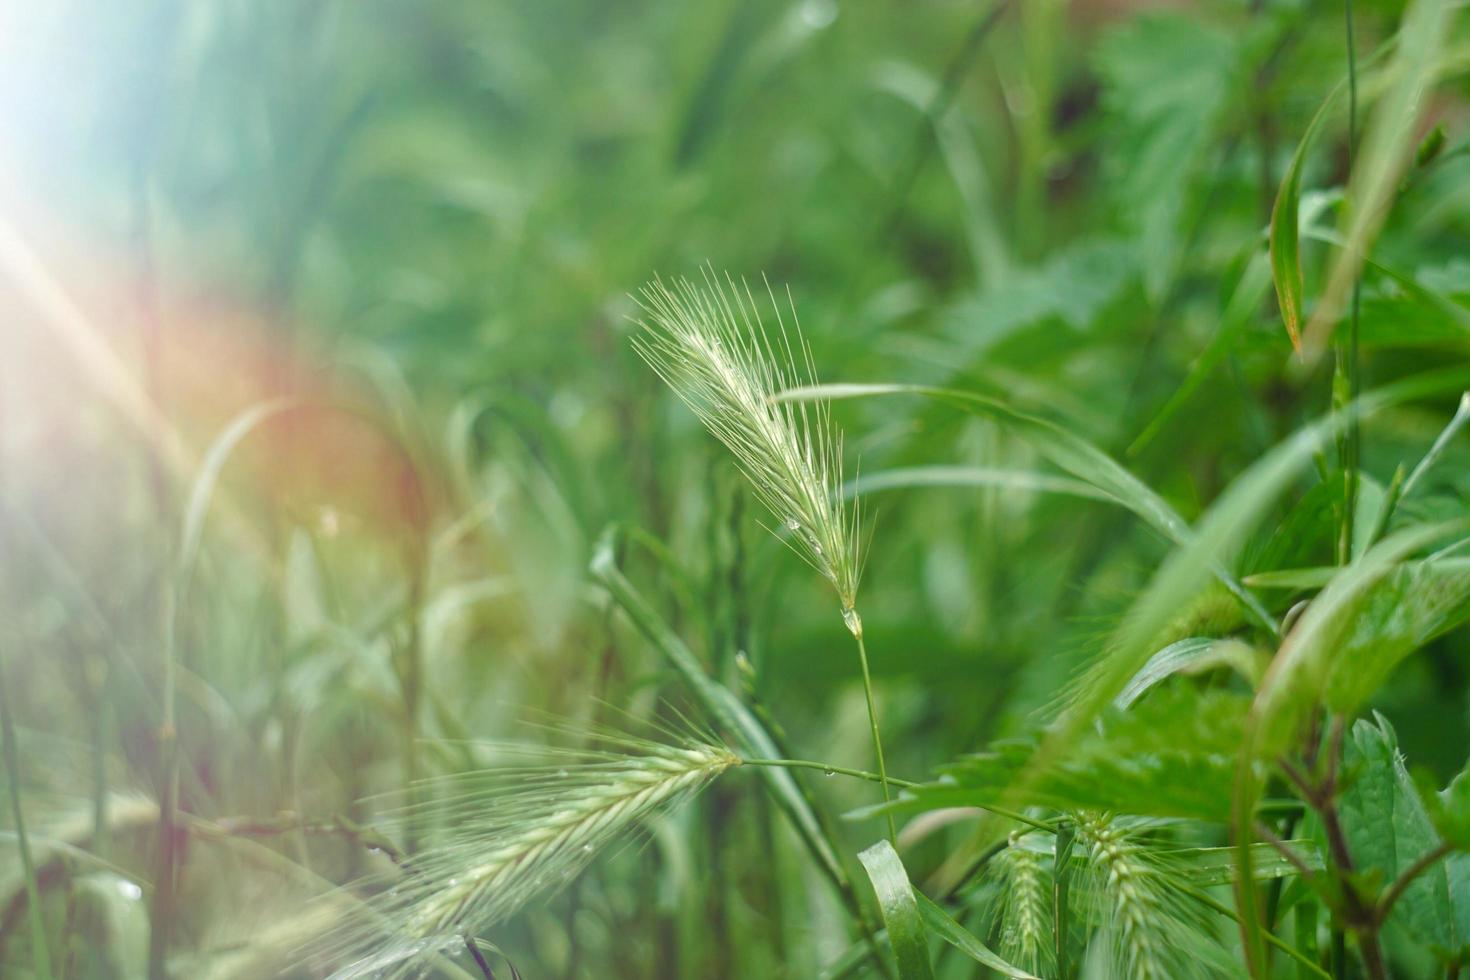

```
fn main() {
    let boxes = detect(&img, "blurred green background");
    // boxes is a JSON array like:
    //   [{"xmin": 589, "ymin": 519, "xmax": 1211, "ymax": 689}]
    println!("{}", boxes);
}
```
[{"xmin": 1, "ymin": 0, "xmax": 1469, "ymax": 976}]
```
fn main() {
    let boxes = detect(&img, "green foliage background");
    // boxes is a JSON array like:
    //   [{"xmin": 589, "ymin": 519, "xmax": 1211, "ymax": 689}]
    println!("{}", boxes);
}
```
[{"xmin": 2, "ymin": 0, "xmax": 1470, "ymax": 977}]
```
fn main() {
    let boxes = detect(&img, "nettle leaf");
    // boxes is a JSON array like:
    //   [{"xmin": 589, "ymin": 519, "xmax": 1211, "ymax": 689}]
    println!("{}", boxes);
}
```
[
  {"xmin": 869, "ymin": 688, "xmax": 1251, "ymax": 822},
  {"xmin": 1426, "ymin": 763, "xmax": 1470, "ymax": 849},
  {"xmin": 1325, "ymin": 557, "xmax": 1470, "ymax": 711},
  {"xmin": 1094, "ymin": 13, "xmax": 1241, "ymax": 300},
  {"xmin": 944, "ymin": 238, "xmax": 1136, "ymax": 356},
  {"xmin": 1339, "ymin": 715, "xmax": 1465, "ymax": 957},
  {"xmin": 1416, "ymin": 758, "xmax": 1470, "ymax": 957}
]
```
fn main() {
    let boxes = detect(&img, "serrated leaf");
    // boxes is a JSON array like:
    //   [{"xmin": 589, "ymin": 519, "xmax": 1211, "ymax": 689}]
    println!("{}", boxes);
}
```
[
  {"xmin": 1095, "ymin": 14, "xmax": 1240, "ymax": 300},
  {"xmin": 1325, "ymin": 556, "xmax": 1470, "ymax": 710},
  {"xmin": 857, "ymin": 840, "xmax": 935, "ymax": 980},
  {"xmin": 862, "ymin": 688, "xmax": 1253, "ymax": 823},
  {"xmin": 1339, "ymin": 714, "xmax": 1460, "ymax": 954}
]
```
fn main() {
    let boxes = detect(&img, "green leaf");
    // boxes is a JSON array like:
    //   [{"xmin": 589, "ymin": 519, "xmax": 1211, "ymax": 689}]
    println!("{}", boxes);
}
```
[
  {"xmin": 914, "ymin": 892, "xmax": 1039, "ymax": 979},
  {"xmin": 1302, "ymin": 0, "xmax": 1453, "ymax": 357},
  {"xmin": 1251, "ymin": 522, "xmax": 1468, "ymax": 754},
  {"xmin": 1324, "ymin": 556, "xmax": 1470, "ymax": 710},
  {"xmin": 1115, "ymin": 637, "xmax": 1260, "ymax": 709},
  {"xmin": 1170, "ymin": 843, "xmax": 1323, "ymax": 887},
  {"xmin": 1427, "ymin": 763, "xmax": 1470, "ymax": 849},
  {"xmin": 589, "ymin": 526, "xmax": 872, "ymax": 948},
  {"xmin": 1339, "ymin": 714, "xmax": 1462, "ymax": 955},
  {"xmin": 944, "ymin": 238, "xmax": 1135, "ymax": 355},
  {"xmin": 863, "ymin": 688, "xmax": 1254, "ymax": 823},
  {"xmin": 1095, "ymin": 14, "xmax": 1240, "ymax": 300},
  {"xmin": 857, "ymin": 840, "xmax": 935, "ymax": 980},
  {"xmin": 1269, "ymin": 75, "xmax": 1341, "ymax": 352}
]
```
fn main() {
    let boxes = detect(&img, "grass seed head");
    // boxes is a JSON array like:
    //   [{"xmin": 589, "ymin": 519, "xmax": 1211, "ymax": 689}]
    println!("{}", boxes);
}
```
[
  {"xmin": 314, "ymin": 738, "xmax": 739, "ymax": 979},
  {"xmin": 1072, "ymin": 811, "xmax": 1221, "ymax": 980},
  {"xmin": 633, "ymin": 269, "xmax": 865, "ymax": 629},
  {"xmin": 989, "ymin": 834, "xmax": 1055, "ymax": 975}
]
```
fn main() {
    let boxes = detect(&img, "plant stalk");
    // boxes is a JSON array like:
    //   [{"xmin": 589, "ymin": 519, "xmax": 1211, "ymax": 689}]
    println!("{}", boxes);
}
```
[
  {"xmin": 1337, "ymin": 0, "xmax": 1362, "ymax": 564},
  {"xmin": 0, "ymin": 643, "xmax": 53, "ymax": 980},
  {"xmin": 852, "ymin": 625, "xmax": 898, "ymax": 846}
]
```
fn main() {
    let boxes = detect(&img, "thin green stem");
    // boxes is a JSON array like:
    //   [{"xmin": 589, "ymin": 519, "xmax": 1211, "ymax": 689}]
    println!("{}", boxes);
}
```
[
  {"xmin": 852, "ymin": 627, "xmax": 897, "ymax": 845},
  {"xmin": 1185, "ymin": 885, "xmax": 1331, "ymax": 980},
  {"xmin": 149, "ymin": 587, "xmax": 179, "ymax": 980},
  {"xmin": 1377, "ymin": 840, "xmax": 1454, "ymax": 924},
  {"xmin": 1337, "ymin": 0, "xmax": 1362, "ymax": 564},
  {"xmin": 739, "ymin": 758, "xmax": 1055, "ymax": 833},
  {"xmin": 0, "ymin": 647, "xmax": 54, "ymax": 980},
  {"xmin": 740, "ymin": 757, "xmax": 916, "ymax": 789}
]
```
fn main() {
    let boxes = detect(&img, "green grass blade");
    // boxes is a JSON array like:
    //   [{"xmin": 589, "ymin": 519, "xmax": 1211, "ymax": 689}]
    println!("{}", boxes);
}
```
[
  {"xmin": 914, "ymin": 892, "xmax": 1039, "ymax": 979},
  {"xmin": 780, "ymin": 382, "xmax": 1278, "ymax": 636},
  {"xmin": 590, "ymin": 525, "xmax": 886, "ymax": 969},
  {"xmin": 1301, "ymin": 0, "xmax": 1451, "ymax": 359},
  {"xmin": 1270, "ymin": 73, "xmax": 1344, "ymax": 353},
  {"xmin": 842, "ymin": 465, "xmax": 1112, "ymax": 503},
  {"xmin": 0, "ymin": 650, "xmax": 53, "ymax": 980},
  {"xmin": 857, "ymin": 840, "xmax": 935, "ymax": 980},
  {"xmin": 1130, "ymin": 250, "xmax": 1271, "ymax": 454}
]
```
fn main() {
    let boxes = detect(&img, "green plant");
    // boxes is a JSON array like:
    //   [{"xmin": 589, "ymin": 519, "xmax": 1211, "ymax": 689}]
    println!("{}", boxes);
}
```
[{"xmin": 3, "ymin": 0, "xmax": 1470, "ymax": 977}]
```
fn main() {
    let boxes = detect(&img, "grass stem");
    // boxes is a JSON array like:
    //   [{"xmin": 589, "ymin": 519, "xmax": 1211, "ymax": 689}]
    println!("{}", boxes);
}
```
[
  {"xmin": 1337, "ymin": 0, "xmax": 1362, "ymax": 564},
  {"xmin": 739, "ymin": 758, "xmax": 1054, "ymax": 833},
  {"xmin": 852, "ymin": 627, "xmax": 898, "ymax": 846},
  {"xmin": 0, "ymin": 645, "xmax": 53, "ymax": 980}
]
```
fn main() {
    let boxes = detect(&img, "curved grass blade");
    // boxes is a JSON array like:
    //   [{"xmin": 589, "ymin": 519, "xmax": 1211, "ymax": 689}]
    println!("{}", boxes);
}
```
[
  {"xmin": 1130, "ymin": 250, "xmax": 1271, "ymax": 454},
  {"xmin": 857, "ymin": 840, "xmax": 934, "ymax": 980},
  {"xmin": 1270, "ymin": 74, "xmax": 1345, "ymax": 352},
  {"xmin": 1116, "ymin": 637, "xmax": 1259, "ymax": 709},
  {"xmin": 842, "ymin": 465, "xmax": 1112, "ymax": 502},
  {"xmin": 914, "ymin": 892, "xmax": 1039, "ymax": 979},
  {"xmin": 589, "ymin": 525, "xmax": 887, "ymax": 970},
  {"xmin": 1301, "ymin": 0, "xmax": 1452, "ymax": 360},
  {"xmin": 781, "ymin": 381, "xmax": 1277, "ymax": 636}
]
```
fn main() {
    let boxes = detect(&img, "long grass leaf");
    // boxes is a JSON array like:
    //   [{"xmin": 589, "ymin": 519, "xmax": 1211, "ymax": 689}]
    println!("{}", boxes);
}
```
[
  {"xmin": 589, "ymin": 525, "xmax": 885, "ymax": 961},
  {"xmin": 858, "ymin": 840, "xmax": 935, "ymax": 980},
  {"xmin": 1301, "ymin": 0, "xmax": 1451, "ymax": 359},
  {"xmin": 915, "ymin": 892, "xmax": 1039, "ymax": 979},
  {"xmin": 781, "ymin": 382, "xmax": 1278, "ymax": 635}
]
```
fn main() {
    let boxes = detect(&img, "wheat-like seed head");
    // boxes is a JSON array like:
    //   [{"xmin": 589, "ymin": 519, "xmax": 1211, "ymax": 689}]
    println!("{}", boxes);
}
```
[
  {"xmin": 633, "ymin": 269, "xmax": 865, "ymax": 632},
  {"xmin": 312, "ymin": 738, "xmax": 739, "ymax": 979},
  {"xmin": 989, "ymin": 834, "xmax": 1055, "ymax": 975},
  {"xmin": 1072, "ymin": 812, "xmax": 1219, "ymax": 980}
]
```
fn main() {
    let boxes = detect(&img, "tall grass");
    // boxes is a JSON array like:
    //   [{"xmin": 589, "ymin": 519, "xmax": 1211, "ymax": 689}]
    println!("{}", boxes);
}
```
[{"xmin": 3, "ymin": 0, "xmax": 1470, "ymax": 977}]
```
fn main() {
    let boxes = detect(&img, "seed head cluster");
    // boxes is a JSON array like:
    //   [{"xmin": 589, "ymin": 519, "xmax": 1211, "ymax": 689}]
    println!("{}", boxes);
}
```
[
  {"xmin": 319, "ymin": 740, "xmax": 739, "ymax": 978},
  {"xmin": 633, "ymin": 270, "xmax": 865, "ymax": 631}
]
